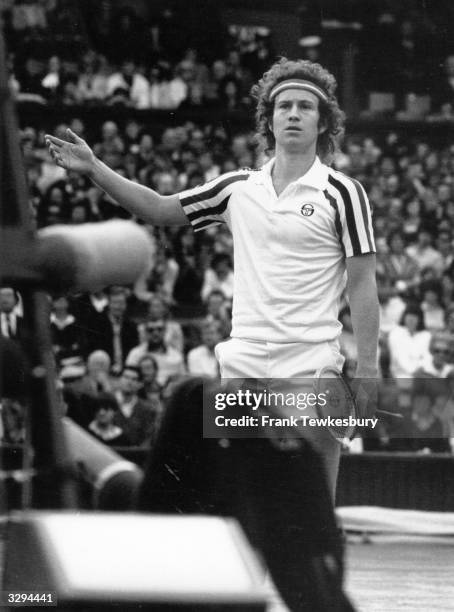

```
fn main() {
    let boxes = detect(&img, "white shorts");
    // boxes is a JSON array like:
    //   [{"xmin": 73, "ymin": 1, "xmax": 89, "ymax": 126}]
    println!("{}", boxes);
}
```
[
  {"xmin": 215, "ymin": 337, "xmax": 344, "ymax": 379},
  {"xmin": 214, "ymin": 337, "xmax": 345, "ymax": 495}
]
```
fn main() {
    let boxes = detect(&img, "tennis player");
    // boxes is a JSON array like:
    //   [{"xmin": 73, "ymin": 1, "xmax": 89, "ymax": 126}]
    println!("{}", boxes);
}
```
[{"xmin": 45, "ymin": 58, "xmax": 379, "ymax": 492}]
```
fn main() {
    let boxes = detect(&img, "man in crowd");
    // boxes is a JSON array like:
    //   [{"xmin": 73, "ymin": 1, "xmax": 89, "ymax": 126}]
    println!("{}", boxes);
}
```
[
  {"xmin": 114, "ymin": 366, "xmax": 158, "ymax": 446},
  {"xmin": 126, "ymin": 318, "xmax": 185, "ymax": 387},
  {"xmin": 187, "ymin": 320, "xmax": 222, "ymax": 378},
  {"xmin": 0, "ymin": 287, "xmax": 24, "ymax": 341},
  {"xmin": 87, "ymin": 286, "xmax": 138, "ymax": 374}
]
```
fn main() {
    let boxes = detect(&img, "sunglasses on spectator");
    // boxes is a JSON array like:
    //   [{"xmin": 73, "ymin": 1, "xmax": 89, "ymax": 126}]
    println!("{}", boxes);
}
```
[
  {"xmin": 433, "ymin": 347, "xmax": 450, "ymax": 354},
  {"xmin": 147, "ymin": 325, "xmax": 165, "ymax": 332}
]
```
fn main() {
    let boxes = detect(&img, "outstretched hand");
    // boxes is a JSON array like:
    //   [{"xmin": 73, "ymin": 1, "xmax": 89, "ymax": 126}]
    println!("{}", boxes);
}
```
[{"xmin": 45, "ymin": 128, "xmax": 95, "ymax": 175}]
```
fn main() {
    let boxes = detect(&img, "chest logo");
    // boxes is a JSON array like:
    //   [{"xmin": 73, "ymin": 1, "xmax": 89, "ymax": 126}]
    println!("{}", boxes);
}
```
[{"xmin": 301, "ymin": 203, "xmax": 315, "ymax": 216}]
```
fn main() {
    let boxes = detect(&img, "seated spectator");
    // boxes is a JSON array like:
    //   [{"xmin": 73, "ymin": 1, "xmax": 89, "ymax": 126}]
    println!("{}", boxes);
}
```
[
  {"xmin": 126, "ymin": 319, "xmax": 185, "ymax": 387},
  {"xmin": 76, "ymin": 52, "xmax": 109, "ymax": 104},
  {"xmin": 201, "ymin": 253, "xmax": 234, "ymax": 303},
  {"xmin": 433, "ymin": 54, "xmax": 454, "ymax": 112},
  {"xmin": 41, "ymin": 55, "xmax": 63, "ymax": 101},
  {"xmin": 401, "ymin": 198, "xmax": 422, "ymax": 244},
  {"xmin": 37, "ymin": 183, "xmax": 70, "ymax": 227},
  {"xmin": 380, "ymin": 230, "xmax": 419, "ymax": 295},
  {"xmin": 205, "ymin": 59, "xmax": 228, "ymax": 103},
  {"xmin": 218, "ymin": 76, "xmax": 244, "ymax": 111},
  {"xmin": 435, "ymin": 229, "xmax": 454, "ymax": 272},
  {"xmin": 50, "ymin": 294, "xmax": 82, "ymax": 364},
  {"xmin": 88, "ymin": 393, "xmax": 128, "ymax": 446},
  {"xmin": 187, "ymin": 320, "xmax": 222, "ymax": 378},
  {"xmin": 409, "ymin": 391, "xmax": 450, "ymax": 453},
  {"xmin": 77, "ymin": 350, "xmax": 114, "ymax": 397},
  {"xmin": 205, "ymin": 289, "xmax": 232, "ymax": 338},
  {"xmin": 0, "ymin": 398, "xmax": 25, "ymax": 444},
  {"xmin": 420, "ymin": 281, "xmax": 446, "ymax": 331},
  {"xmin": 388, "ymin": 304, "xmax": 431, "ymax": 378},
  {"xmin": 106, "ymin": 60, "xmax": 150, "ymax": 109},
  {"xmin": 440, "ymin": 272, "xmax": 454, "ymax": 309},
  {"xmin": 199, "ymin": 151, "xmax": 220, "ymax": 183},
  {"xmin": 388, "ymin": 304, "xmax": 431, "ymax": 410},
  {"xmin": 178, "ymin": 81, "xmax": 206, "ymax": 109},
  {"xmin": 11, "ymin": 0, "xmax": 47, "ymax": 34},
  {"xmin": 138, "ymin": 296, "xmax": 184, "ymax": 354},
  {"xmin": 137, "ymin": 354, "xmax": 162, "ymax": 404},
  {"xmin": 93, "ymin": 121, "xmax": 124, "ymax": 161},
  {"xmin": 415, "ymin": 332, "xmax": 453, "ymax": 378},
  {"xmin": 86, "ymin": 286, "xmax": 138, "ymax": 375},
  {"xmin": 113, "ymin": 366, "xmax": 158, "ymax": 446},
  {"xmin": 61, "ymin": 75, "xmax": 84, "ymax": 106},
  {"xmin": 406, "ymin": 227, "xmax": 443, "ymax": 274},
  {"xmin": 149, "ymin": 61, "xmax": 187, "ymax": 110},
  {"xmin": 0, "ymin": 287, "xmax": 25, "ymax": 342}
]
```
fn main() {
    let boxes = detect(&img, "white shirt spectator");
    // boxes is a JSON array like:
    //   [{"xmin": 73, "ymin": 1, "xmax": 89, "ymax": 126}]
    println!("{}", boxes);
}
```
[
  {"xmin": 106, "ymin": 71, "xmax": 150, "ymax": 109},
  {"xmin": 149, "ymin": 78, "xmax": 187, "ymax": 110},
  {"xmin": 388, "ymin": 325, "xmax": 431, "ymax": 378},
  {"xmin": 187, "ymin": 345, "xmax": 219, "ymax": 378},
  {"xmin": 201, "ymin": 268, "xmax": 234, "ymax": 302},
  {"xmin": 126, "ymin": 344, "xmax": 185, "ymax": 386},
  {"xmin": 406, "ymin": 244, "xmax": 443, "ymax": 273},
  {"xmin": 421, "ymin": 302, "xmax": 446, "ymax": 332}
]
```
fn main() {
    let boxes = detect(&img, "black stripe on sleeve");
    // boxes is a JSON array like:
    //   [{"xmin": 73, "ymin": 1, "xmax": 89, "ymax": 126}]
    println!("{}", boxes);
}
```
[
  {"xmin": 328, "ymin": 174, "xmax": 361, "ymax": 255},
  {"xmin": 187, "ymin": 195, "xmax": 230, "ymax": 222},
  {"xmin": 180, "ymin": 172, "xmax": 249, "ymax": 207},
  {"xmin": 324, "ymin": 189, "xmax": 345, "ymax": 255},
  {"xmin": 192, "ymin": 218, "xmax": 222, "ymax": 232},
  {"xmin": 350, "ymin": 178, "xmax": 374, "ymax": 252}
]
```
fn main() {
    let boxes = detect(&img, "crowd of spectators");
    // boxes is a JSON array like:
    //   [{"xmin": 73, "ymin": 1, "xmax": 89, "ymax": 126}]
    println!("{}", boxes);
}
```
[
  {"xmin": 2, "ymin": 116, "xmax": 454, "ymax": 453},
  {"xmin": 3, "ymin": 0, "xmax": 454, "ymax": 118},
  {"xmin": 3, "ymin": 1, "xmax": 454, "ymax": 454}
]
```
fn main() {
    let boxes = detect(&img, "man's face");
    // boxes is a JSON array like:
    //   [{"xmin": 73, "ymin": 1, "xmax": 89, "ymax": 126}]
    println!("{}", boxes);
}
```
[
  {"xmin": 207, "ymin": 294, "xmax": 224, "ymax": 315},
  {"xmin": 271, "ymin": 89, "xmax": 322, "ymax": 154},
  {"xmin": 0, "ymin": 288, "xmax": 16, "ymax": 313},
  {"xmin": 140, "ymin": 359, "xmax": 157, "ymax": 383},
  {"xmin": 146, "ymin": 320, "xmax": 166, "ymax": 348},
  {"xmin": 96, "ymin": 406, "xmax": 114, "ymax": 426},
  {"xmin": 202, "ymin": 325, "xmax": 221, "ymax": 350},
  {"xmin": 120, "ymin": 369, "xmax": 140, "ymax": 394},
  {"xmin": 108, "ymin": 294, "xmax": 127, "ymax": 318},
  {"xmin": 431, "ymin": 342, "xmax": 450, "ymax": 369},
  {"xmin": 437, "ymin": 233, "xmax": 452, "ymax": 255},
  {"xmin": 418, "ymin": 231, "xmax": 431, "ymax": 247}
]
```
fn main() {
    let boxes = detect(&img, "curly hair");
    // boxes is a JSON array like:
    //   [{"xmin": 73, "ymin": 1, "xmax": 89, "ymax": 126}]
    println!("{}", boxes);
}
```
[{"xmin": 251, "ymin": 58, "xmax": 345, "ymax": 164}]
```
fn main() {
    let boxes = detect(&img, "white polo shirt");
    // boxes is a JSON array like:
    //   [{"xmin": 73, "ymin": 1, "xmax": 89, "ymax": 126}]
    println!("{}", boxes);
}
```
[{"xmin": 179, "ymin": 156, "xmax": 375, "ymax": 344}]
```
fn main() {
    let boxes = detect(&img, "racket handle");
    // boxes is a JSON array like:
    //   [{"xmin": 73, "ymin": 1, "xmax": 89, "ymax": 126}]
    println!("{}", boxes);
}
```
[{"xmin": 376, "ymin": 409, "xmax": 404, "ymax": 419}]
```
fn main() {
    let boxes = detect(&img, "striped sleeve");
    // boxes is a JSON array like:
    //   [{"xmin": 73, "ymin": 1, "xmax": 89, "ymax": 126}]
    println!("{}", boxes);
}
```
[
  {"xmin": 179, "ymin": 169, "xmax": 250, "ymax": 232},
  {"xmin": 326, "ymin": 171, "xmax": 375, "ymax": 257}
]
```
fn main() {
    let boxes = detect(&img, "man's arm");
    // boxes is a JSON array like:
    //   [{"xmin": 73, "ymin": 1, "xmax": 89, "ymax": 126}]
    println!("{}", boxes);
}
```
[
  {"xmin": 45, "ymin": 128, "xmax": 189, "ymax": 226},
  {"xmin": 346, "ymin": 253, "xmax": 379, "ymax": 378}
]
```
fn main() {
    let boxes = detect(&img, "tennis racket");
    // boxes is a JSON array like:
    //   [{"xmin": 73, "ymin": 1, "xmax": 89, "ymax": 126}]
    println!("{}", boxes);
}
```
[
  {"xmin": 314, "ymin": 366, "xmax": 357, "ymax": 440},
  {"xmin": 314, "ymin": 366, "xmax": 404, "ymax": 440},
  {"xmin": 313, "ymin": 367, "xmax": 403, "ymax": 441}
]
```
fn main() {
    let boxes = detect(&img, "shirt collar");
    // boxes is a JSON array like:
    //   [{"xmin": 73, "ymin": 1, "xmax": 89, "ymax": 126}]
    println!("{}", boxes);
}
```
[{"xmin": 254, "ymin": 155, "xmax": 328, "ymax": 190}]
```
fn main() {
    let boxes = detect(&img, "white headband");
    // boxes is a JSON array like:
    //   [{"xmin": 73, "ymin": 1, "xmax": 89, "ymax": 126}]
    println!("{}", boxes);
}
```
[{"xmin": 269, "ymin": 79, "xmax": 329, "ymax": 102}]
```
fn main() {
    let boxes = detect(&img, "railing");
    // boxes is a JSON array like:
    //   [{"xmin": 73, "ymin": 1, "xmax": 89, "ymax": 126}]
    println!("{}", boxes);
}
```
[{"xmin": 3, "ymin": 443, "xmax": 454, "ymax": 512}]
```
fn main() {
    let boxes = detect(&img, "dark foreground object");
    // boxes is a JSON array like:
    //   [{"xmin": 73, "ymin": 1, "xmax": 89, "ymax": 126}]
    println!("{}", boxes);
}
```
[{"xmin": 138, "ymin": 378, "xmax": 354, "ymax": 612}]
